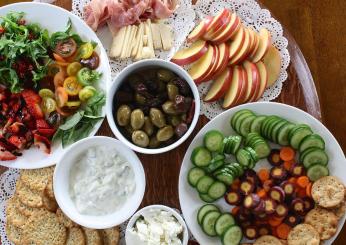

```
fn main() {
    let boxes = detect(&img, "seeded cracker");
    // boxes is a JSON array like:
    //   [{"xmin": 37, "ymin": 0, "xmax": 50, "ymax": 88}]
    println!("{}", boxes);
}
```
[
  {"xmin": 287, "ymin": 224, "xmax": 320, "ymax": 245},
  {"xmin": 254, "ymin": 235, "xmax": 282, "ymax": 245},
  {"xmin": 83, "ymin": 227, "xmax": 103, "ymax": 245},
  {"xmin": 311, "ymin": 176, "xmax": 345, "ymax": 208},
  {"xmin": 305, "ymin": 207, "xmax": 338, "ymax": 240},
  {"xmin": 16, "ymin": 180, "xmax": 43, "ymax": 208},
  {"xmin": 66, "ymin": 227, "xmax": 86, "ymax": 245},
  {"xmin": 101, "ymin": 226, "xmax": 120, "ymax": 245}
]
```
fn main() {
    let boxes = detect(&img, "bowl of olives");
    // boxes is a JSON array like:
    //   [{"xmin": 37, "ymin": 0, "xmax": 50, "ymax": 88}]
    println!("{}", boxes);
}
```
[{"xmin": 106, "ymin": 59, "xmax": 200, "ymax": 154}]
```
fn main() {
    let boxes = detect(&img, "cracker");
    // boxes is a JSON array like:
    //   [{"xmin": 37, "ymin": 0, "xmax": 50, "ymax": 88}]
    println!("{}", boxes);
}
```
[
  {"xmin": 254, "ymin": 235, "xmax": 282, "ymax": 245},
  {"xmin": 329, "ymin": 201, "xmax": 346, "ymax": 220},
  {"xmin": 287, "ymin": 224, "xmax": 320, "ymax": 245},
  {"xmin": 16, "ymin": 197, "xmax": 42, "ymax": 217},
  {"xmin": 6, "ymin": 222, "xmax": 23, "ymax": 245},
  {"xmin": 56, "ymin": 208, "xmax": 78, "ymax": 228},
  {"xmin": 101, "ymin": 226, "xmax": 120, "ymax": 245},
  {"xmin": 83, "ymin": 228, "xmax": 102, "ymax": 245},
  {"xmin": 43, "ymin": 194, "xmax": 58, "ymax": 212},
  {"xmin": 66, "ymin": 227, "xmax": 86, "ymax": 245},
  {"xmin": 311, "ymin": 176, "xmax": 345, "ymax": 208},
  {"xmin": 46, "ymin": 176, "xmax": 55, "ymax": 200},
  {"xmin": 22, "ymin": 209, "xmax": 66, "ymax": 245},
  {"xmin": 305, "ymin": 207, "xmax": 338, "ymax": 240},
  {"xmin": 6, "ymin": 197, "xmax": 28, "ymax": 228},
  {"xmin": 20, "ymin": 168, "xmax": 52, "ymax": 192},
  {"xmin": 16, "ymin": 180, "xmax": 43, "ymax": 208}
]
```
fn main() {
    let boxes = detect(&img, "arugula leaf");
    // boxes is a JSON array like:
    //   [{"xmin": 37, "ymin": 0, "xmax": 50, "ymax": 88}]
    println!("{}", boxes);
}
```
[
  {"xmin": 50, "ymin": 18, "xmax": 85, "ymax": 49},
  {"xmin": 59, "ymin": 110, "xmax": 84, "ymax": 130},
  {"xmin": 0, "ymin": 68, "xmax": 20, "ymax": 92}
]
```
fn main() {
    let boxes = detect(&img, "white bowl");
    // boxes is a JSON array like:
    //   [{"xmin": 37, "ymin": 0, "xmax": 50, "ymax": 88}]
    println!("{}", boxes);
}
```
[
  {"xmin": 125, "ymin": 205, "xmax": 189, "ymax": 245},
  {"xmin": 106, "ymin": 59, "xmax": 200, "ymax": 154},
  {"xmin": 53, "ymin": 136, "xmax": 146, "ymax": 229}
]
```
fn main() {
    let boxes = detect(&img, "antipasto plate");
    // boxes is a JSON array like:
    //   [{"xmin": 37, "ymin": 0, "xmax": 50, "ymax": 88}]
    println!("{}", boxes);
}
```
[{"xmin": 179, "ymin": 102, "xmax": 346, "ymax": 245}]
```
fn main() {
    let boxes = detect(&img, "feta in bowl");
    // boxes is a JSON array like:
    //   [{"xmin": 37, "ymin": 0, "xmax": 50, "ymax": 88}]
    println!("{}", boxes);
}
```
[{"xmin": 126, "ymin": 205, "xmax": 189, "ymax": 245}]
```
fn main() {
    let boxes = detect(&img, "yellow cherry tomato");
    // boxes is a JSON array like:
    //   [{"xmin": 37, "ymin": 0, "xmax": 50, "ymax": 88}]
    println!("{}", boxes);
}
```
[
  {"xmin": 78, "ymin": 86, "xmax": 96, "ymax": 101},
  {"xmin": 38, "ymin": 88, "xmax": 55, "ymax": 99},
  {"xmin": 55, "ymin": 86, "xmax": 68, "ymax": 108},
  {"xmin": 66, "ymin": 101, "xmax": 81, "ymax": 108},
  {"xmin": 63, "ymin": 76, "xmax": 82, "ymax": 96},
  {"xmin": 41, "ymin": 97, "xmax": 57, "ymax": 114},
  {"xmin": 79, "ymin": 42, "xmax": 93, "ymax": 59},
  {"xmin": 67, "ymin": 62, "xmax": 82, "ymax": 76}
]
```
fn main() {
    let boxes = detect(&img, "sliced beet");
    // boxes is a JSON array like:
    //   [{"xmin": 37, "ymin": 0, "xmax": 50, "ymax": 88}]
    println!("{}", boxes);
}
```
[
  {"xmin": 269, "ymin": 186, "xmax": 285, "ymax": 203},
  {"xmin": 267, "ymin": 149, "xmax": 283, "ymax": 166},
  {"xmin": 240, "ymin": 180, "xmax": 255, "ymax": 195},
  {"xmin": 253, "ymin": 200, "xmax": 265, "ymax": 214},
  {"xmin": 240, "ymin": 221, "xmax": 252, "ymax": 228},
  {"xmin": 243, "ymin": 194, "xmax": 260, "ymax": 209},
  {"xmin": 292, "ymin": 198, "xmax": 305, "ymax": 215},
  {"xmin": 256, "ymin": 212, "xmax": 268, "ymax": 221},
  {"xmin": 243, "ymin": 169, "xmax": 260, "ymax": 186},
  {"xmin": 263, "ymin": 179, "xmax": 274, "ymax": 192},
  {"xmin": 284, "ymin": 214, "xmax": 301, "ymax": 227},
  {"xmin": 290, "ymin": 164, "xmax": 305, "ymax": 177},
  {"xmin": 244, "ymin": 226, "xmax": 259, "ymax": 239},
  {"xmin": 270, "ymin": 166, "xmax": 288, "ymax": 180},
  {"xmin": 225, "ymin": 191, "xmax": 243, "ymax": 205},
  {"xmin": 258, "ymin": 225, "xmax": 271, "ymax": 236},
  {"xmin": 302, "ymin": 197, "xmax": 315, "ymax": 212},
  {"xmin": 236, "ymin": 207, "xmax": 252, "ymax": 222},
  {"xmin": 263, "ymin": 198, "xmax": 277, "ymax": 214},
  {"xmin": 281, "ymin": 181, "xmax": 296, "ymax": 196},
  {"xmin": 275, "ymin": 203, "xmax": 288, "ymax": 217}
]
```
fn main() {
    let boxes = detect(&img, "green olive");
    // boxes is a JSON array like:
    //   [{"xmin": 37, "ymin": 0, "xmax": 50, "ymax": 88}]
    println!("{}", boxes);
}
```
[
  {"xmin": 135, "ymin": 93, "xmax": 146, "ymax": 105},
  {"xmin": 167, "ymin": 115, "xmax": 182, "ymax": 127},
  {"xmin": 149, "ymin": 136, "xmax": 161, "ymax": 148},
  {"xmin": 180, "ymin": 113, "xmax": 187, "ymax": 122},
  {"xmin": 125, "ymin": 124, "xmax": 135, "ymax": 135},
  {"xmin": 130, "ymin": 109, "xmax": 145, "ymax": 130},
  {"xmin": 157, "ymin": 69, "xmax": 175, "ymax": 82},
  {"xmin": 156, "ymin": 125, "xmax": 174, "ymax": 142},
  {"xmin": 157, "ymin": 80, "xmax": 166, "ymax": 92},
  {"xmin": 132, "ymin": 130, "xmax": 149, "ymax": 147},
  {"xmin": 143, "ymin": 116, "xmax": 154, "ymax": 136},
  {"xmin": 149, "ymin": 108, "xmax": 166, "ymax": 128},
  {"xmin": 162, "ymin": 101, "xmax": 177, "ymax": 115},
  {"xmin": 167, "ymin": 82, "xmax": 179, "ymax": 101},
  {"xmin": 116, "ymin": 105, "xmax": 131, "ymax": 126}
]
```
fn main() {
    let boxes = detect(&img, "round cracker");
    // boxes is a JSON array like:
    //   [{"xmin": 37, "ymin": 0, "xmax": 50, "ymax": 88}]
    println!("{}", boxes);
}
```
[
  {"xmin": 101, "ymin": 226, "xmax": 120, "ymax": 245},
  {"xmin": 43, "ymin": 194, "xmax": 58, "ymax": 212},
  {"xmin": 6, "ymin": 197, "xmax": 28, "ymax": 228},
  {"xmin": 329, "ymin": 201, "xmax": 346, "ymax": 220},
  {"xmin": 305, "ymin": 207, "xmax": 338, "ymax": 240},
  {"xmin": 46, "ymin": 177, "xmax": 55, "ymax": 200},
  {"xmin": 6, "ymin": 222, "xmax": 23, "ymax": 245},
  {"xmin": 66, "ymin": 227, "xmax": 86, "ymax": 245},
  {"xmin": 16, "ymin": 180, "xmax": 43, "ymax": 208},
  {"xmin": 287, "ymin": 224, "xmax": 320, "ymax": 245},
  {"xmin": 311, "ymin": 176, "xmax": 345, "ymax": 208},
  {"xmin": 56, "ymin": 208, "xmax": 78, "ymax": 228},
  {"xmin": 254, "ymin": 235, "xmax": 282, "ymax": 245},
  {"xmin": 22, "ymin": 209, "xmax": 66, "ymax": 245},
  {"xmin": 83, "ymin": 228, "xmax": 102, "ymax": 245},
  {"xmin": 20, "ymin": 168, "xmax": 52, "ymax": 192}
]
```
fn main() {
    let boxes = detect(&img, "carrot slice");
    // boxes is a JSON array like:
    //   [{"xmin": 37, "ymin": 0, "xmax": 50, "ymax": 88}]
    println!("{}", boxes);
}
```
[
  {"xmin": 306, "ymin": 182, "xmax": 313, "ymax": 197},
  {"xmin": 297, "ymin": 176, "xmax": 310, "ymax": 188},
  {"xmin": 263, "ymin": 179, "xmax": 274, "ymax": 192},
  {"xmin": 53, "ymin": 53, "xmax": 67, "ymax": 62},
  {"xmin": 283, "ymin": 160, "xmax": 295, "ymax": 171},
  {"xmin": 231, "ymin": 206, "xmax": 240, "ymax": 216},
  {"xmin": 297, "ymin": 187, "xmax": 307, "ymax": 198},
  {"xmin": 276, "ymin": 223, "xmax": 292, "ymax": 239},
  {"xmin": 269, "ymin": 217, "xmax": 284, "ymax": 227},
  {"xmin": 258, "ymin": 169, "xmax": 270, "ymax": 183},
  {"xmin": 288, "ymin": 177, "xmax": 297, "ymax": 184},
  {"xmin": 257, "ymin": 189, "xmax": 267, "ymax": 198},
  {"xmin": 231, "ymin": 178, "xmax": 241, "ymax": 190},
  {"xmin": 280, "ymin": 147, "xmax": 295, "ymax": 161}
]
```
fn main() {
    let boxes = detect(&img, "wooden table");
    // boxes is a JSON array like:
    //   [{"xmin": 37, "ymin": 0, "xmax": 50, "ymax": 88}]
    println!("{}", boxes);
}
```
[{"xmin": 1, "ymin": 0, "xmax": 346, "ymax": 244}]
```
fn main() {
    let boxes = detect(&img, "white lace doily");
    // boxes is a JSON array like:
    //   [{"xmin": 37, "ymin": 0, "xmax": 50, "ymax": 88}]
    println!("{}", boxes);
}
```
[{"xmin": 194, "ymin": 0, "xmax": 290, "ymax": 119}]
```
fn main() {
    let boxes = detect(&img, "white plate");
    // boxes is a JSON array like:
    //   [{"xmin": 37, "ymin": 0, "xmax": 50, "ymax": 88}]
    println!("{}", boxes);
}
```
[
  {"xmin": 179, "ymin": 102, "xmax": 346, "ymax": 244},
  {"xmin": 0, "ymin": 3, "xmax": 111, "ymax": 169}
]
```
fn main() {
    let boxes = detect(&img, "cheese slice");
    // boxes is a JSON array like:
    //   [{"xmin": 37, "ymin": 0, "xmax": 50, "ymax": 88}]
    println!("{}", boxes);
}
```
[
  {"xmin": 144, "ymin": 19, "xmax": 155, "ymax": 58},
  {"xmin": 120, "ymin": 26, "xmax": 132, "ymax": 59},
  {"xmin": 159, "ymin": 23, "xmax": 173, "ymax": 51},
  {"xmin": 151, "ymin": 23, "xmax": 163, "ymax": 50},
  {"xmin": 132, "ymin": 23, "xmax": 143, "ymax": 58},
  {"xmin": 110, "ymin": 26, "xmax": 126, "ymax": 58},
  {"xmin": 135, "ymin": 25, "xmax": 145, "ymax": 60},
  {"xmin": 126, "ymin": 25, "xmax": 137, "ymax": 58}
]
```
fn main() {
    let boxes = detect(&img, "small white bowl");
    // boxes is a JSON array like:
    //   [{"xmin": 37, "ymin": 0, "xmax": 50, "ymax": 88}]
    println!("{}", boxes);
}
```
[
  {"xmin": 106, "ymin": 59, "xmax": 200, "ymax": 154},
  {"xmin": 53, "ymin": 136, "xmax": 146, "ymax": 229},
  {"xmin": 125, "ymin": 205, "xmax": 189, "ymax": 245}
]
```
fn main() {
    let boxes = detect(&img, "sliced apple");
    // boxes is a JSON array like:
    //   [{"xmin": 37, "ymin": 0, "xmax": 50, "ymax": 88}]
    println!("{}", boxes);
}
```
[
  {"xmin": 200, "ymin": 44, "xmax": 220, "ymax": 82},
  {"xmin": 212, "ymin": 14, "xmax": 239, "ymax": 44},
  {"xmin": 228, "ymin": 26, "xmax": 245, "ymax": 61},
  {"xmin": 242, "ymin": 60, "xmax": 258, "ymax": 102},
  {"xmin": 187, "ymin": 21, "xmax": 207, "ymax": 43},
  {"xmin": 210, "ymin": 43, "xmax": 230, "ymax": 79},
  {"xmin": 171, "ymin": 40, "xmax": 208, "ymax": 65},
  {"xmin": 248, "ymin": 30, "xmax": 260, "ymax": 58},
  {"xmin": 243, "ymin": 61, "xmax": 261, "ymax": 102},
  {"xmin": 189, "ymin": 45, "xmax": 216, "ymax": 84},
  {"xmin": 246, "ymin": 28, "xmax": 257, "ymax": 58},
  {"xmin": 203, "ymin": 9, "xmax": 231, "ymax": 40},
  {"xmin": 204, "ymin": 68, "xmax": 233, "ymax": 102},
  {"xmin": 222, "ymin": 66, "xmax": 244, "ymax": 108},
  {"xmin": 262, "ymin": 45, "xmax": 281, "ymax": 87},
  {"xmin": 250, "ymin": 28, "xmax": 271, "ymax": 63},
  {"xmin": 233, "ymin": 67, "xmax": 248, "ymax": 105},
  {"xmin": 228, "ymin": 27, "xmax": 251, "ymax": 65},
  {"xmin": 255, "ymin": 61, "xmax": 268, "ymax": 100},
  {"xmin": 207, "ymin": 12, "xmax": 232, "ymax": 40},
  {"xmin": 229, "ymin": 16, "xmax": 242, "ymax": 40}
]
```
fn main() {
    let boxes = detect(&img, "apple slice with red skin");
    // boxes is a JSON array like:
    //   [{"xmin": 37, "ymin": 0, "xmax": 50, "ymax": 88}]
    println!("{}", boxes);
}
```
[
  {"xmin": 248, "ymin": 30, "xmax": 260, "ymax": 58},
  {"xmin": 212, "ymin": 14, "xmax": 240, "ymax": 44},
  {"xmin": 204, "ymin": 67, "xmax": 233, "ymax": 102},
  {"xmin": 229, "ymin": 17, "xmax": 242, "ymax": 40},
  {"xmin": 208, "ymin": 43, "xmax": 230, "ymax": 80},
  {"xmin": 203, "ymin": 9, "xmax": 231, "ymax": 40},
  {"xmin": 255, "ymin": 61, "xmax": 268, "ymax": 100},
  {"xmin": 250, "ymin": 28, "xmax": 272, "ymax": 63},
  {"xmin": 207, "ymin": 13, "xmax": 232, "ymax": 40},
  {"xmin": 246, "ymin": 28, "xmax": 257, "ymax": 58},
  {"xmin": 199, "ymin": 44, "xmax": 220, "ymax": 83},
  {"xmin": 262, "ymin": 45, "xmax": 281, "ymax": 88},
  {"xmin": 232, "ymin": 67, "xmax": 248, "ymax": 105},
  {"xmin": 228, "ymin": 26, "xmax": 245, "ymax": 61},
  {"xmin": 222, "ymin": 66, "xmax": 245, "ymax": 108},
  {"xmin": 189, "ymin": 45, "xmax": 216, "ymax": 84},
  {"xmin": 243, "ymin": 61, "xmax": 261, "ymax": 102},
  {"xmin": 187, "ymin": 17, "xmax": 213, "ymax": 43},
  {"xmin": 171, "ymin": 40, "xmax": 208, "ymax": 66},
  {"xmin": 228, "ymin": 27, "xmax": 251, "ymax": 65}
]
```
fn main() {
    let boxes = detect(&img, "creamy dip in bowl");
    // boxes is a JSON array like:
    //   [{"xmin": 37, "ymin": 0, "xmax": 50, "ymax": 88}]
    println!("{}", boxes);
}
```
[{"xmin": 54, "ymin": 136, "xmax": 145, "ymax": 229}]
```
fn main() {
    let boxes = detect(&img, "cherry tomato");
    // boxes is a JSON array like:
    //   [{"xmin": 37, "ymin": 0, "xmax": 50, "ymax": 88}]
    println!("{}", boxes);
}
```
[
  {"xmin": 79, "ymin": 42, "xmax": 93, "ymax": 59},
  {"xmin": 38, "ymin": 88, "xmax": 55, "ymax": 99},
  {"xmin": 63, "ymin": 76, "xmax": 82, "ymax": 96},
  {"xmin": 80, "ymin": 51, "xmax": 100, "ymax": 70},
  {"xmin": 67, "ymin": 62, "xmax": 82, "ymax": 76},
  {"xmin": 66, "ymin": 101, "xmax": 81, "ymax": 108},
  {"xmin": 41, "ymin": 97, "xmax": 57, "ymax": 114},
  {"xmin": 54, "ymin": 38, "xmax": 77, "ymax": 58},
  {"xmin": 55, "ymin": 87, "xmax": 68, "ymax": 108},
  {"xmin": 56, "ymin": 106, "xmax": 73, "ymax": 117},
  {"xmin": 79, "ymin": 86, "xmax": 96, "ymax": 101}
]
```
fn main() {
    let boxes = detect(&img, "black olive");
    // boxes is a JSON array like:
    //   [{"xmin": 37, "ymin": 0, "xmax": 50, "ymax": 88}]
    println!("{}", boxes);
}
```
[
  {"xmin": 80, "ymin": 52, "xmax": 100, "ymax": 70},
  {"xmin": 171, "ymin": 78, "xmax": 191, "ymax": 96},
  {"xmin": 175, "ymin": 123, "xmax": 188, "ymax": 138},
  {"xmin": 47, "ymin": 112, "xmax": 61, "ymax": 128},
  {"xmin": 145, "ymin": 80, "xmax": 159, "ymax": 92},
  {"xmin": 174, "ymin": 95, "xmax": 192, "ymax": 113},
  {"xmin": 115, "ymin": 91, "xmax": 133, "ymax": 104}
]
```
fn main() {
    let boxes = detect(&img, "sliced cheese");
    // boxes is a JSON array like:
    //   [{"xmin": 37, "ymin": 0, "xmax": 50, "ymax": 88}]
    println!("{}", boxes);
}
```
[
  {"xmin": 126, "ymin": 25, "xmax": 138, "ymax": 58},
  {"xmin": 135, "ymin": 24, "xmax": 145, "ymax": 60},
  {"xmin": 151, "ymin": 23, "xmax": 163, "ymax": 50},
  {"xmin": 120, "ymin": 26, "xmax": 132, "ymax": 59},
  {"xmin": 132, "ymin": 23, "xmax": 143, "ymax": 58},
  {"xmin": 110, "ymin": 26, "xmax": 126, "ymax": 58},
  {"xmin": 144, "ymin": 19, "xmax": 155, "ymax": 58},
  {"xmin": 159, "ymin": 23, "xmax": 173, "ymax": 51}
]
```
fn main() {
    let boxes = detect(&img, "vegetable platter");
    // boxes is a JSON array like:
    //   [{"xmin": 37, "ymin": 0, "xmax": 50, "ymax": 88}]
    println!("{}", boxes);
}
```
[
  {"xmin": 179, "ymin": 102, "xmax": 346, "ymax": 244},
  {"xmin": 0, "ymin": 2, "xmax": 110, "ymax": 169}
]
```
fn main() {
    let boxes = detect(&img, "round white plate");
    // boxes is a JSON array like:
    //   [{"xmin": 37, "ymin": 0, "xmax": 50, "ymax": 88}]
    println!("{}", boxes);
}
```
[
  {"xmin": 0, "ymin": 3, "xmax": 111, "ymax": 169},
  {"xmin": 179, "ymin": 102, "xmax": 346, "ymax": 244}
]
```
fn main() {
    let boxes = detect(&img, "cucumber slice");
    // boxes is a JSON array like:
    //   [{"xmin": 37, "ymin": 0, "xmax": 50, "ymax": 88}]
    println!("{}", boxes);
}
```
[
  {"xmin": 300, "ymin": 147, "xmax": 319, "ymax": 162},
  {"xmin": 225, "ymin": 164, "xmax": 240, "ymax": 177},
  {"xmin": 197, "ymin": 204, "xmax": 220, "ymax": 225},
  {"xmin": 302, "ymin": 149, "xmax": 328, "ymax": 168},
  {"xmin": 250, "ymin": 115, "xmax": 266, "ymax": 134},
  {"xmin": 204, "ymin": 130, "xmax": 224, "ymax": 152},
  {"xmin": 244, "ymin": 147, "xmax": 259, "ymax": 163},
  {"xmin": 271, "ymin": 119, "xmax": 288, "ymax": 143},
  {"xmin": 199, "ymin": 193, "xmax": 216, "ymax": 203},
  {"xmin": 239, "ymin": 115, "xmax": 257, "ymax": 137},
  {"xmin": 307, "ymin": 164, "xmax": 329, "ymax": 181},
  {"xmin": 208, "ymin": 181, "xmax": 227, "ymax": 200},
  {"xmin": 223, "ymin": 136, "xmax": 242, "ymax": 155},
  {"xmin": 188, "ymin": 167, "xmax": 206, "ymax": 187},
  {"xmin": 202, "ymin": 210, "xmax": 221, "ymax": 237},
  {"xmin": 196, "ymin": 176, "xmax": 215, "ymax": 194},
  {"xmin": 191, "ymin": 147, "xmax": 212, "ymax": 167},
  {"xmin": 206, "ymin": 154, "xmax": 225, "ymax": 173},
  {"xmin": 236, "ymin": 149, "xmax": 252, "ymax": 168},
  {"xmin": 267, "ymin": 117, "xmax": 283, "ymax": 142},
  {"xmin": 288, "ymin": 124, "xmax": 310, "ymax": 142},
  {"xmin": 222, "ymin": 225, "xmax": 243, "ymax": 245},
  {"xmin": 235, "ymin": 113, "xmax": 254, "ymax": 135},
  {"xmin": 215, "ymin": 172, "xmax": 234, "ymax": 185},
  {"xmin": 263, "ymin": 116, "xmax": 279, "ymax": 139},
  {"xmin": 252, "ymin": 140, "xmax": 271, "ymax": 159},
  {"xmin": 232, "ymin": 162, "xmax": 244, "ymax": 176},
  {"xmin": 245, "ymin": 132, "xmax": 261, "ymax": 146},
  {"xmin": 290, "ymin": 126, "xmax": 313, "ymax": 149},
  {"xmin": 215, "ymin": 214, "xmax": 236, "ymax": 237},
  {"xmin": 299, "ymin": 134, "xmax": 325, "ymax": 152},
  {"xmin": 230, "ymin": 110, "xmax": 254, "ymax": 130},
  {"xmin": 277, "ymin": 123, "xmax": 295, "ymax": 146}
]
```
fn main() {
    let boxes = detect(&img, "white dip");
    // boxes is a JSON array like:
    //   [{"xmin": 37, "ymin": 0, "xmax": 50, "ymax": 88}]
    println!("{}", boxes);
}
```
[
  {"xmin": 69, "ymin": 145, "xmax": 136, "ymax": 215},
  {"xmin": 129, "ymin": 209, "xmax": 184, "ymax": 245}
]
